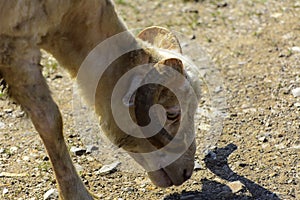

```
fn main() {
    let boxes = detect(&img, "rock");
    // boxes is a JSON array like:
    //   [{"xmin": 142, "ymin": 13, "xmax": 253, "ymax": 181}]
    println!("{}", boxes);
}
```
[
  {"xmin": 270, "ymin": 13, "xmax": 282, "ymax": 18},
  {"xmin": 2, "ymin": 187, "xmax": 8, "ymax": 195},
  {"xmin": 9, "ymin": 146, "xmax": 18, "ymax": 154},
  {"xmin": 292, "ymin": 88, "xmax": 300, "ymax": 97},
  {"xmin": 198, "ymin": 123, "xmax": 210, "ymax": 131},
  {"xmin": 4, "ymin": 108, "xmax": 13, "ymax": 114},
  {"xmin": 70, "ymin": 146, "xmax": 86, "ymax": 156},
  {"xmin": 227, "ymin": 181, "xmax": 245, "ymax": 193},
  {"xmin": 22, "ymin": 156, "xmax": 30, "ymax": 161},
  {"xmin": 217, "ymin": 2, "xmax": 228, "ymax": 8},
  {"xmin": 52, "ymin": 74, "xmax": 63, "ymax": 80},
  {"xmin": 291, "ymin": 145, "xmax": 300, "ymax": 150},
  {"xmin": 86, "ymin": 145, "xmax": 99, "ymax": 154},
  {"xmin": 122, "ymin": 187, "xmax": 134, "ymax": 192},
  {"xmin": 98, "ymin": 161, "xmax": 121, "ymax": 175},
  {"xmin": 194, "ymin": 161, "xmax": 204, "ymax": 171},
  {"xmin": 258, "ymin": 136, "xmax": 268, "ymax": 143},
  {"xmin": 190, "ymin": 34, "xmax": 196, "ymax": 40},
  {"xmin": 43, "ymin": 188, "xmax": 59, "ymax": 200},
  {"xmin": 214, "ymin": 86, "xmax": 223, "ymax": 93},
  {"xmin": 0, "ymin": 121, "xmax": 5, "ymax": 129},
  {"xmin": 238, "ymin": 162, "xmax": 248, "ymax": 168},
  {"xmin": 290, "ymin": 46, "xmax": 300, "ymax": 53},
  {"xmin": 280, "ymin": 87, "xmax": 290, "ymax": 95},
  {"xmin": 238, "ymin": 61, "xmax": 247, "ymax": 65},
  {"xmin": 15, "ymin": 111, "xmax": 25, "ymax": 118},
  {"xmin": 294, "ymin": 102, "xmax": 300, "ymax": 107}
]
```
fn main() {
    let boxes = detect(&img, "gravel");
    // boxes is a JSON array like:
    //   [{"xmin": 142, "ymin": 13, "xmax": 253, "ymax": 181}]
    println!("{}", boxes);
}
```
[{"xmin": 0, "ymin": 0, "xmax": 299, "ymax": 199}]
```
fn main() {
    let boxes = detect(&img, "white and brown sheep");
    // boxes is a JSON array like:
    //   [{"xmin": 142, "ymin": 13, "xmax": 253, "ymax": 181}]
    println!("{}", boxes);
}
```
[{"xmin": 0, "ymin": 1, "xmax": 200, "ymax": 199}]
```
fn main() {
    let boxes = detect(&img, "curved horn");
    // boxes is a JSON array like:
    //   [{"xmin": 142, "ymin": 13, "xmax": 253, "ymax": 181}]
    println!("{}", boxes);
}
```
[{"xmin": 137, "ymin": 26, "xmax": 182, "ymax": 53}]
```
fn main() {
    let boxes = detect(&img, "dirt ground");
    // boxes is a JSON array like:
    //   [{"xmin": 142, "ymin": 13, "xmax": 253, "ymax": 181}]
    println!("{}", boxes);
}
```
[{"xmin": 0, "ymin": 0, "xmax": 299, "ymax": 199}]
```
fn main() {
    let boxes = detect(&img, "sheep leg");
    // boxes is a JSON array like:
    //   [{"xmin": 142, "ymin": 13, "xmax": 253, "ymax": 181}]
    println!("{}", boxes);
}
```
[{"xmin": 0, "ymin": 45, "xmax": 93, "ymax": 200}]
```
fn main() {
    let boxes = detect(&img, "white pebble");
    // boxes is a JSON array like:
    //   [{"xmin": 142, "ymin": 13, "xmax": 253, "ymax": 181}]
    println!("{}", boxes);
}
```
[
  {"xmin": 43, "ymin": 188, "xmax": 59, "ymax": 200},
  {"xmin": 98, "ymin": 161, "xmax": 121, "ymax": 175},
  {"xmin": 291, "ymin": 87, "xmax": 300, "ymax": 97},
  {"xmin": 0, "ymin": 121, "xmax": 5, "ymax": 129},
  {"xmin": 22, "ymin": 156, "xmax": 30, "ymax": 161},
  {"xmin": 290, "ymin": 46, "xmax": 300, "ymax": 53},
  {"xmin": 2, "ymin": 188, "xmax": 8, "ymax": 195},
  {"xmin": 9, "ymin": 146, "xmax": 18, "ymax": 154}
]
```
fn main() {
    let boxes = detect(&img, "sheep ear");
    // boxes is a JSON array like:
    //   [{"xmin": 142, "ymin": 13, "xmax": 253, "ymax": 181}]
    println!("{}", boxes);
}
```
[
  {"xmin": 137, "ymin": 26, "xmax": 182, "ymax": 53},
  {"xmin": 156, "ymin": 58, "xmax": 184, "ymax": 75}
]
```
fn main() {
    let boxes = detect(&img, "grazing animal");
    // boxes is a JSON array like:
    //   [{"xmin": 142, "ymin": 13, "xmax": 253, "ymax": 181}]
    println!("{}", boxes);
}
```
[{"xmin": 0, "ymin": 0, "xmax": 200, "ymax": 199}]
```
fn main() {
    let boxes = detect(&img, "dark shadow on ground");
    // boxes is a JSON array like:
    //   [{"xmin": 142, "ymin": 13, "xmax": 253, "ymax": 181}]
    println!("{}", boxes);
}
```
[{"xmin": 164, "ymin": 144, "xmax": 280, "ymax": 200}]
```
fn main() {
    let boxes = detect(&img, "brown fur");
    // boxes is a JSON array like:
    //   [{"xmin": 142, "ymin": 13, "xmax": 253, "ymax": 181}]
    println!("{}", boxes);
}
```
[{"xmin": 0, "ymin": 1, "xmax": 199, "ymax": 199}]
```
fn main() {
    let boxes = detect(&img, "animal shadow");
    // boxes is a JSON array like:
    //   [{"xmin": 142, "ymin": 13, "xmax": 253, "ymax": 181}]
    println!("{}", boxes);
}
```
[{"xmin": 164, "ymin": 143, "xmax": 280, "ymax": 200}]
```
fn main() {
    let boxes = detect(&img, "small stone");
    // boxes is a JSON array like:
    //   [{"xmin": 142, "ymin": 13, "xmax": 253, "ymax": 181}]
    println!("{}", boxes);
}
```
[
  {"xmin": 4, "ymin": 108, "xmax": 13, "ymax": 114},
  {"xmin": 190, "ymin": 34, "xmax": 196, "ymax": 40},
  {"xmin": 22, "ymin": 156, "xmax": 30, "ymax": 161},
  {"xmin": 294, "ymin": 102, "xmax": 300, "ymax": 107},
  {"xmin": 98, "ymin": 161, "xmax": 121, "ymax": 175},
  {"xmin": 0, "ymin": 121, "xmax": 5, "ymax": 129},
  {"xmin": 292, "ymin": 88, "xmax": 300, "ymax": 97},
  {"xmin": 238, "ymin": 163, "xmax": 248, "ymax": 168},
  {"xmin": 2, "ymin": 187, "xmax": 8, "ymax": 195},
  {"xmin": 269, "ymin": 172, "xmax": 278, "ymax": 177},
  {"xmin": 280, "ymin": 87, "xmax": 290, "ymax": 95},
  {"xmin": 194, "ymin": 161, "xmax": 204, "ymax": 171},
  {"xmin": 15, "ymin": 111, "xmax": 25, "ymax": 118},
  {"xmin": 184, "ymin": 8, "xmax": 199, "ymax": 14},
  {"xmin": 290, "ymin": 46, "xmax": 300, "ymax": 53},
  {"xmin": 43, "ymin": 188, "xmax": 59, "ymax": 200},
  {"xmin": 258, "ymin": 136, "xmax": 268, "ymax": 143},
  {"xmin": 86, "ymin": 145, "xmax": 99, "ymax": 154},
  {"xmin": 198, "ymin": 123, "xmax": 210, "ymax": 131},
  {"xmin": 238, "ymin": 61, "xmax": 247, "ymax": 65},
  {"xmin": 230, "ymin": 113, "xmax": 238, "ymax": 117},
  {"xmin": 70, "ymin": 146, "xmax": 86, "ymax": 156},
  {"xmin": 291, "ymin": 145, "xmax": 300, "ymax": 149},
  {"xmin": 227, "ymin": 181, "xmax": 245, "ymax": 193},
  {"xmin": 52, "ymin": 74, "xmax": 63, "ymax": 80},
  {"xmin": 271, "ymin": 13, "xmax": 282, "ymax": 18},
  {"xmin": 9, "ymin": 146, "xmax": 18, "ymax": 154},
  {"xmin": 217, "ymin": 2, "xmax": 228, "ymax": 8},
  {"xmin": 214, "ymin": 86, "xmax": 223, "ymax": 93},
  {"xmin": 43, "ymin": 156, "xmax": 49, "ymax": 161}
]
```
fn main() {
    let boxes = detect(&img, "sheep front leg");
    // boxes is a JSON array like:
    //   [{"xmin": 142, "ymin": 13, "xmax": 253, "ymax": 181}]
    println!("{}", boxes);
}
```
[{"xmin": 0, "ymin": 47, "xmax": 93, "ymax": 200}]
